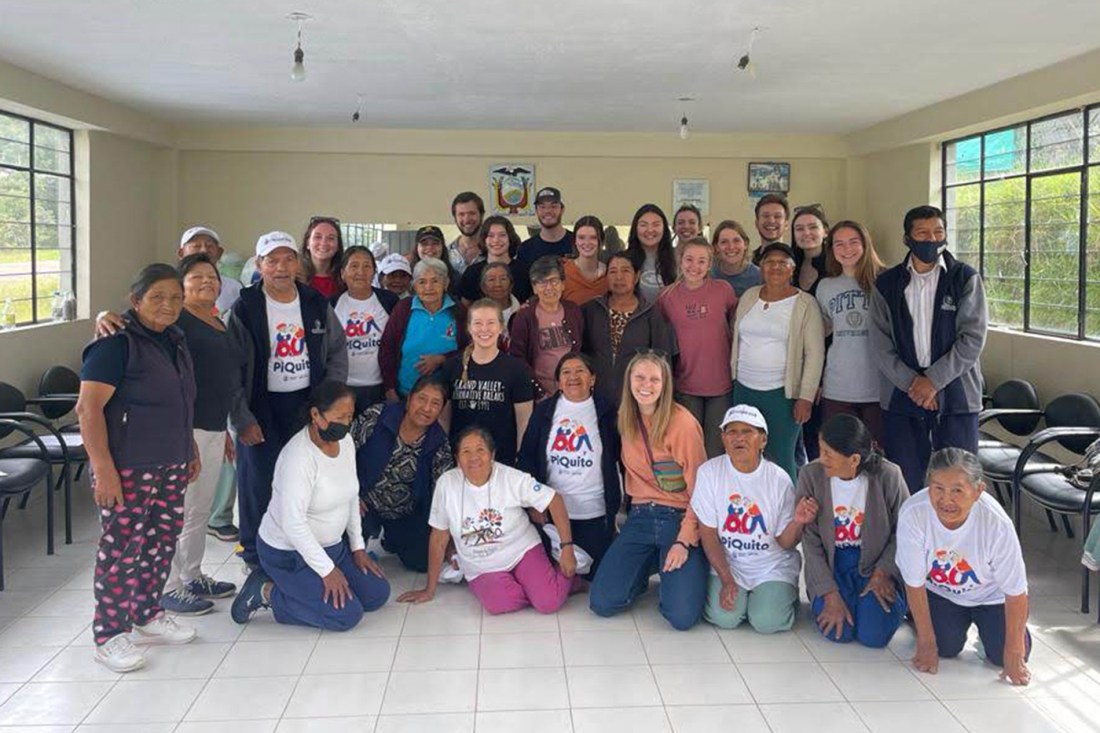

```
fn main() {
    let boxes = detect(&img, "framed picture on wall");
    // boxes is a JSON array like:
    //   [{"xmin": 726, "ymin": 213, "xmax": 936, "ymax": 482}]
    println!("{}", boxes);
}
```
[
  {"xmin": 489, "ymin": 163, "xmax": 536, "ymax": 216},
  {"xmin": 747, "ymin": 162, "xmax": 791, "ymax": 194},
  {"xmin": 672, "ymin": 179, "xmax": 710, "ymax": 217}
]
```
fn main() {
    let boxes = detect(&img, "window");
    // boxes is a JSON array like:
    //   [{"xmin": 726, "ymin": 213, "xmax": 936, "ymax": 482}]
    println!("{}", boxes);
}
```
[
  {"xmin": 0, "ymin": 110, "xmax": 76, "ymax": 326},
  {"xmin": 942, "ymin": 105, "xmax": 1100, "ymax": 340}
]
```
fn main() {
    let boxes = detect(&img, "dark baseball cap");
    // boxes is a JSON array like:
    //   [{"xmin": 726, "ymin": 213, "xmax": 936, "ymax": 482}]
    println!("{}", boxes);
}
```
[
  {"xmin": 415, "ymin": 225, "xmax": 445, "ymax": 243},
  {"xmin": 535, "ymin": 187, "xmax": 562, "ymax": 205},
  {"xmin": 757, "ymin": 241, "xmax": 796, "ymax": 262}
]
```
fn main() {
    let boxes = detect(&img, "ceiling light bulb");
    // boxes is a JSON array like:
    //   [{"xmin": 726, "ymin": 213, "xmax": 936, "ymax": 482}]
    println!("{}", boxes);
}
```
[
  {"xmin": 291, "ymin": 46, "xmax": 306, "ymax": 82},
  {"xmin": 679, "ymin": 115, "xmax": 689, "ymax": 140}
]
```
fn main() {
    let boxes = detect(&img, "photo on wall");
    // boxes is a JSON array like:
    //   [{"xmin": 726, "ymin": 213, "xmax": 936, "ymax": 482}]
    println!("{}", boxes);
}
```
[
  {"xmin": 747, "ymin": 161, "xmax": 791, "ymax": 194},
  {"xmin": 489, "ymin": 163, "xmax": 536, "ymax": 216}
]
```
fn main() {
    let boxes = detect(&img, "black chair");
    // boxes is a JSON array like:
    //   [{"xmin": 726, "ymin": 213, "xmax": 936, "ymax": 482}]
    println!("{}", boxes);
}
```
[
  {"xmin": 976, "ymin": 380, "xmax": 1055, "ymax": 518},
  {"xmin": 0, "ymin": 417, "xmax": 54, "ymax": 589}
]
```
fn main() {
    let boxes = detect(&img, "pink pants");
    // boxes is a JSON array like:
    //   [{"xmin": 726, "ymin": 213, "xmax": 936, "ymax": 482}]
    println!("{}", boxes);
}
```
[{"xmin": 467, "ymin": 545, "xmax": 578, "ymax": 615}]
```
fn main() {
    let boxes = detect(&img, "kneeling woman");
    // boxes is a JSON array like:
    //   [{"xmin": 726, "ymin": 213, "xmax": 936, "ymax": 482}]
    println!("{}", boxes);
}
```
[
  {"xmin": 897, "ymin": 448, "xmax": 1031, "ymax": 685},
  {"xmin": 398, "ymin": 427, "xmax": 579, "ymax": 615},
  {"xmin": 797, "ymin": 414, "xmax": 908, "ymax": 647},
  {"xmin": 232, "ymin": 381, "xmax": 390, "ymax": 630}
]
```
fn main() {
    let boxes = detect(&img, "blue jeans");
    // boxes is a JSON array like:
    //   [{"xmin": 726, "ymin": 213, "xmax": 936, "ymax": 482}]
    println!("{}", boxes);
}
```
[
  {"xmin": 810, "ymin": 547, "xmax": 906, "ymax": 648},
  {"xmin": 927, "ymin": 590, "xmax": 1030, "ymax": 667},
  {"xmin": 589, "ymin": 503, "xmax": 708, "ymax": 630}
]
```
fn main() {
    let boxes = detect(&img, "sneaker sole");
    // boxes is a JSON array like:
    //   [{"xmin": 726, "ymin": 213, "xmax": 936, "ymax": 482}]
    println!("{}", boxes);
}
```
[
  {"xmin": 131, "ymin": 632, "xmax": 197, "ymax": 646},
  {"xmin": 161, "ymin": 604, "xmax": 215, "ymax": 617},
  {"xmin": 207, "ymin": 529, "xmax": 239, "ymax": 542},
  {"xmin": 94, "ymin": 652, "xmax": 146, "ymax": 673},
  {"xmin": 191, "ymin": 588, "xmax": 237, "ymax": 600}
]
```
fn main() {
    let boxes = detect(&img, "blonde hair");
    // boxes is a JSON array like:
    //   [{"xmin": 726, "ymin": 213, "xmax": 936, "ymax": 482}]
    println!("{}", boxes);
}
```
[
  {"xmin": 461, "ymin": 298, "xmax": 504, "ymax": 381},
  {"xmin": 674, "ymin": 236, "xmax": 714, "ymax": 286},
  {"xmin": 618, "ymin": 351, "xmax": 677, "ymax": 444}
]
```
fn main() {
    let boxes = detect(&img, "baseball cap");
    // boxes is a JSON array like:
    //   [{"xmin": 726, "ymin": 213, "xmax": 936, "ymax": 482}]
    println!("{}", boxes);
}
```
[
  {"xmin": 757, "ymin": 241, "xmax": 796, "ymax": 262},
  {"xmin": 535, "ymin": 187, "xmax": 562, "ymax": 205},
  {"xmin": 379, "ymin": 253, "xmax": 412, "ymax": 276},
  {"xmin": 415, "ymin": 225, "xmax": 445, "ymax": 244},
  {"xmin": 180, "ymin": 226, "xmax": 220, "ymax": 248},
  {"xmin": 720, "ymin": 404, "xmax": 768, "ymax": 434},
  {"xmin": 255, "ymin": 231, "xmax": 298, "ymax": 258}
]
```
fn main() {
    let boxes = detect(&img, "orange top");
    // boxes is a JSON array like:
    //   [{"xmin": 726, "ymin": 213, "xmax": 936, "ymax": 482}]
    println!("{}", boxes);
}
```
[
  {"xmin": 621, "ymin": 403, "xmax": 707, "ymax": 545},
  {"xmin": 562, "ymin": 258, "xmax": 608, "ymax": 305}
]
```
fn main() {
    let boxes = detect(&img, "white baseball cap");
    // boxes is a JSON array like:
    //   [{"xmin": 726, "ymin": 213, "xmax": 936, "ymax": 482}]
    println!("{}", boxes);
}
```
[
  {"xmin": 720, "ymin": 404, "xmax": 768, "ymax": 434},
  {"xmin": 255, "ymin": 231, "xmax": 298, "ymax": 258},
  {"xmin": 379, "ymin": 253, "xmax": 412, "ymax": 276},
  {"xmin": 180, "ymin": 226, "xmax": 220, "ymax": 248}
]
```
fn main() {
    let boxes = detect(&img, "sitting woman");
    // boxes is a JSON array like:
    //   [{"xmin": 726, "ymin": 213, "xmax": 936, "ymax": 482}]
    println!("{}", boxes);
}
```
[
  {"xmin": 518, "ymin": 353, "xmax": 622, "ymax": 576},
  {"xmin": 397, "ymin": 427, "xmax": 579, "ymax": 615},
  {"xmin": 589, "ymin": 352, "xmax": 709, "ymax": 631},
  {"xmin": 509, "ymin": 255, "xmax": 584, "ymax": 400},
  {"xmin": 897, "ymin": 448, "xmax": 1031, "ymax": 686},
  {"xmin": 353, "ymin": 375, "xmax": 454, "ymax": 573},
  {"xmin": 797, "ymin": 414, "xmax": 908, "ymax": 647},
  {"xmin": 693, "ymin": 404, "xmax": 814, "ymax": 633},
  {"xmin": 232, "ymin": 381, "xmax": 390, "ymax": 630}
]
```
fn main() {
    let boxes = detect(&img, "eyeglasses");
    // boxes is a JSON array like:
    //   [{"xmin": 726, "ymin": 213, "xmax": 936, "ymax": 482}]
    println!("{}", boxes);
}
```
[
  {"xmin": 533, "ymin": 277, "xmax": 563, "ymax": 287},
  {"xmin": 792, "ymin": 204, "xmax": 825, "ymax": 220},
  {"xmin": 308, "ymin": 215, "xmax": 341, "ymax": 229}
]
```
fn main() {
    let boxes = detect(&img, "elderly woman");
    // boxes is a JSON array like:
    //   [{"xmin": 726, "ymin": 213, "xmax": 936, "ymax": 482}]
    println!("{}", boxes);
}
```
[
  {"xmin": 692, "ymin": 404, "xmax": 814, "ymax": 633},
  {"xmin": 379, "ymin": 257, "xmax": 468, "ymax": 400},
  {"xmin": 378, "ymin": 253, "xmax": 413, "ymax": 299},
  {"xmin": 77, "ymin": 264, "xmax": 201, "ymax": 672},
  {"xmin": 353, "ymin": 375, "xmax": 453, "ymax": 573},
  {"xmin": 299, "ymin": 216, "xmax": 345, "ymax": 298},
  {"xmin": 797, "ymin": 414, "xmax": 908, "ymax": 647},
  {"xmin": 332, "ymin": 246, "xmax": 398, "ymax": 412},
  {"xmin": 409, "ymin": 225, "xmax": 461, "ymax": 298},
  {"xmin": 480, "ymin": 261, "xmax": 521, "ymax": 330},
  {"xmin": 729, "ymin": 242, "xmax": 825, "ymax": 482},
  {"xmin": 897, "ymin": 448, "xmax": 1031, "ymax": 685},
  {"xmin": 518, "ymin": 353, "xmax": 622, "ymax": 576},
  {"xmin": 509, "ymin": 255, "xmax": 584, "ymax": 400},
  {"xmin": 397, "ymin": 427, "xmax": 579, "ymax": 615}
]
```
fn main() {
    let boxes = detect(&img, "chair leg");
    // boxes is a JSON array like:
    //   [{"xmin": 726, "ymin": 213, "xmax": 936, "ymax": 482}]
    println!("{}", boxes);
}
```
[
  {"xmin": 1013, "ymin": 479, "xmax": 1023, "ymax": 537},
  {"xmin": 45, "ymin": 467, "xmax": 54, "ymax": 556},
  {"xmin": 990, "ymin": 481, "xmax": 1005, "ymax": 506},
  {"xmin": 0, "ymin": 497, "xmax": 9, "ymax": 519},
  {"xmin": 17, "ymin": 492, "xmax": 29, "ymax": 510},
  {"xmin": 74, "ymin": 463, "xmax": 85, "ymax": 483},
  {"xmin": 1085, "ymin": 565, "xmax": 1092, "ymax": 614},
  {"xmin": 1062, "ymin": 514, "xmax": 1075, "ymax": 539},
  {"xmin": 0, "ymin": 517, "xmax": 5, "ymax": 592},
  {"xmin": 1045, "ymin": 510, "xmax": 1059, "ymax": 532},
  {"xmin": 62, "ymin": 465, "xmax": 72, "ymax": 545}
]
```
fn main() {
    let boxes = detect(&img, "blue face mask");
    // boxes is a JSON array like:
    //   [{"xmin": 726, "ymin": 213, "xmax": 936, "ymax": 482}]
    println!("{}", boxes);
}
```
[{"xmin": 905, "ymin": 236, "xmax": 947, "ymax": 265}]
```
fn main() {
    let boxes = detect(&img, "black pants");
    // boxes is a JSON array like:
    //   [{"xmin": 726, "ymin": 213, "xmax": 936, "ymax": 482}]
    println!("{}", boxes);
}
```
[
  {"xmin": 351, "ymin": 384, "xmax": 385, "ymax": 415},
  {"xmin": 538, "ymin": 516, "xmax": 615, "ymax": 579},
  {"xmin": 927, "ymin": 591, "xmax": 1030, "ymax": 667},
  {"xmin": 883, "ymin": 411, "xmax": 979, "ymax": 493},
  {"xmin": 374, "ymin": 513, "xmax": 431, "ymax": 573}
]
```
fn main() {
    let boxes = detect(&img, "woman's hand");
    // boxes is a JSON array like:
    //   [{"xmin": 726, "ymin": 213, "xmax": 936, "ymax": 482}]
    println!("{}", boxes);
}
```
[
  {"xmin": 397, "ymin": 587, "xmax": 436, "ymax": 604},
  {"xmin": 385, "ymin": 389, "xmax": 401, "ymax": 402},
  {"xmin": 793, "ymin": 399, "xmax": 813, "ymax": 424},
  {"xmin": 224, "ymin": 432, "xmax": 236, "ymax": 462},
  {"xmin": 663, "ymin": 542, "xmax": 689, "ymax": 572},
  {"xmin": 93, "ymin": 467, "xmax": 124, "ymax": 509},
  {"xmin": 559, "ymin": 545, "xmax": 577, "ymax": 578},
  {"xmin": 817, "ymin": 591, "xmax": 853, "ymax": 640},
  {"xmin": 240, "ymin": 423, "xmax": 265, "ymax": 446},
  {"xmin": 912, "ymin": 636, "xmax": 939, "ymax": 675},
  {"xmin": 321, "ymin": 566, "xmax": 352, "ymax": 608},
  {"xmin": 186, "ymin": 455, "xmax": 202, "ymax": 483},
  {"xmin": 353, "ymin": 549, "xmax": 385, "ymax": 578},
  {"xmin": 94, "ymin": 310, "xmax": 125, "ymax": 338},
  {"xmin": 794, "ymin": 497, "xmax": 819, "ymax": 525},
  {"xmin": 860, "ymin": 569, "xmax": 897, "ymax": 612},
  {"xmin": 414, "ymin": 353, "xmax": 446, "ymax": 376},
  {"xmin": 359, "ymin": 499, "xmax": 368, "ymax": 517},
  {"xmin": 999, "ymin": 648, "xmax": 1031, "ymax": 686},
  {"xmin": 718, "ymin": 580, "xmax": 739, "ymax": 611}
]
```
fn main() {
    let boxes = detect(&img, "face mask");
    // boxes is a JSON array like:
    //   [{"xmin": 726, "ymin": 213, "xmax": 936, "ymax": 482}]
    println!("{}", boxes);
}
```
[
  {"xmin": 906, "ymin": 236, "xmax": 947, "ymax": 265},
  {"xmin": 317, "ymin": 420, "xmax": 350, "ymax": 442}
]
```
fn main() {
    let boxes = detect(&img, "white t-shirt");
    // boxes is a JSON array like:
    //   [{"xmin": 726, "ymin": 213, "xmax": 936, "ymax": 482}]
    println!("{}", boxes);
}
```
[
  {"xmin": 333, "ymin": 292, "xmax": 389, "ymax": 387},
  {"xmin": 266, "ymin": 295, "xmax": 311, "ymax": 393},
  {"xmin": 897, "ymin": 489, "xmax": 1028, "ymax": 607},
  {"xmin": 429, "ymin": 463, "xmax": 555, "ymax": 581},
  {"xmin": 736, "ymin": 296, "xmax": 795, "ymax": 390},
  {"xmin": 546, "ymin": 396, "xmax": 605, "ymax": 520},
  {"xmin": 258, "ymin": 429, "xmax": 364, "ymax": 577},
  {"xmin": 691, "ymin": 456, "xmax": 801, "ymax": 590},
  {"xmin": 831, "ymin": 474, "xmax": 868, "ymax": 549}
]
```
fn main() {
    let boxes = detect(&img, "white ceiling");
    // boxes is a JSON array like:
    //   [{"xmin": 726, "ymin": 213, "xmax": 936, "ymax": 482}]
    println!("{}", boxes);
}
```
[{"xmin": 1, "ymin": 0, "xmax": 1099, "ymax": 134}]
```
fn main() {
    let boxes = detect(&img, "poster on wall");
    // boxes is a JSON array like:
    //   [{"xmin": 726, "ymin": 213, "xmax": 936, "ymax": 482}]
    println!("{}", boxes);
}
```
[
  {"xmin": 489, "ymin": 163, "xmax": 536, "ymax": 216},
  {"xmin": 672, "ymin": 179, "xmax": 710, "ymax": 217},
  {"xmin": 747, "ymin": 162, "xmax": 791, "ymax": 193}
]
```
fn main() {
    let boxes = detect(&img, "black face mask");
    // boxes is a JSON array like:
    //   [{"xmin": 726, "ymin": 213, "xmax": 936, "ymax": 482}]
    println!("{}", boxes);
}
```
[
  {"xmin": 905, "ymin": 235, "xmax": 947, "ymax": 265},
  {"xmin": 317, "ymin": 420, "xmax": 350, "ymax": 442}
]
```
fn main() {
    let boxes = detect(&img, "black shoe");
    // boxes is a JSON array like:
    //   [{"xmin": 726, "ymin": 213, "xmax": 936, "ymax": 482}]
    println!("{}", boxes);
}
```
[{"xmin": 230, "ymin": 568, "xmax": 270, "ymax": 624}]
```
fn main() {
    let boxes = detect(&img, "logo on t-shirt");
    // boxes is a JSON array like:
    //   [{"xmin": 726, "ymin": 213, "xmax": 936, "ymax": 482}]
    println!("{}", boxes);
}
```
[
  {"xmin": 343, "ymin": 311, "xmax": 383, "ymax": 352},
  {"xmin": 461, "ymin": 507, "xmax": 504, "ymax": 548},
  {"xmin": 721, "ymin": 493, "xmax": 770, "ymax": 551},
  {"xmin": 928, "ymin": 548, "xmax": 982, "ymax": 594},
  {"xmin": 833, "ymin": 505, "xmax": 864, "ymax": 547},
  {"xmin": 685, "ymin": 302, "xmax": 710, "ymax": 320},
  {"xmin": 274, "ymin": 321, "xmax": 306, "ymax": 357}
]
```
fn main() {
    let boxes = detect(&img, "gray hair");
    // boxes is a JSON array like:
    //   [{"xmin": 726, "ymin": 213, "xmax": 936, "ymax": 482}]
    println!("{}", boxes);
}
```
[
  {"xmin": 926, "ymin": 447, "xmax": 984, "ymax": 488},
  {"xmin": 480, "ymin": 261, "xmax": 513, "ymax": 287},
  {"xmin": 412, "ymin": 256, "xmax": 449, "ymax": 285},
  {"xmin": 529, "ymin": 254, "xmax": 565, "ymax": 283}
]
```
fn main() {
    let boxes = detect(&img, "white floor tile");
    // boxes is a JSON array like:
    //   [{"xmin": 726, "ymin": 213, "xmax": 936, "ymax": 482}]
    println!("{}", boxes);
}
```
[
  {"xmin": 556, "ymin": 594, "xmax": 635, "ymax": 632},
  {"xmin": 943, "ymin": 698, "xmax": 1063, "ymax": 733},
  {"xmin": 0, "ymin": 616, "xmax": 88, "ymax": 647},
  {"xmin": 77, "ymin": 724, "xmax": 174, "ymax": 732},
  {"xmin": 665, "ymin": 704, "xmax": 771, "ymax": 733},
  {"xmin": 138, "ymin": 641, "xmax": 232, "ymax": 680},
  {"xmin": 373, "ymin": 712, "xmax": 475, "ymax": 732},
  {"xmin": 283, "ymin": 672, "xmax": 388, "ymax": 718},
  {"xmin": 738, "ymin": 662, "xmax": 843, "ymax": 704},
  {"xmin": 640, "ymin": 627, "xmax": 730, "ymax": 664},
  {"xmin": 327, "ymin": 602, "xmax": 408, "ymax": 638},
  {"xmin": 561, "ymin": 629, "xmax": 646, "ymax": 666},
  {"xmin": 237, "ymin": 616, "xmax": 321, "ymax": 643},
  {"xmin": 851, "ymin": 700, "xmax": 966, "ymax": 733},
  {"xmin": 0, "ymin": 646, "xmax": 59, "ymax": 682},
  {"xmin": 82, "ymin": 678, "xmax": 206, "ymax": 724},
  {"xmin": 760, "ymin": 702, "xmax": 869, "ymax": 733},
  {"xmin": 0, "ymin": 589, "xmax": 53, "ymax": 617},
  {"xmin": 214, "ymin": 640, "xmax": 315, "ymax": 678},
  {"xmin": 912, "ymin": 656, "xmax": 1027, "ymax": 700},
  {"xmin": 176, "ymin": 721, "xmax": 278, "ymax": 733},
  {"xmin": 717, "ymin": 627, "xmax": 814, "ymax": 663},
  {"xmin": 476, "ymin": 709, "xmax": 573, "ymax": 733},
  {"xmin": 477, "ymin": 666, "xmax": 569, "ymax": 711},
  {"xmin": 393, "ymin": 634, "xmax": 479, "ymax": 670},
  {"xmin": 185, "ymin": 676, "xmax": 298, "ymax": 721},
  {"xmin": 1029, "ymin": 694, "xmax": 1100, "ymax": 733},
  {"xmin": 651, "ymin": 663, "xmax": 752, "ymax": 705},
  {"xmin": 380, "ymin": 670, "xmax": 478, "ymax": 715},
  {"xmin": 821, "ymin": 661, "xmax": 934, "ymax": 702},
  {"xmin": 479, "ymin": 607, "xmax": 559, "ymax": 634},
  {"xmin": 303, "ymin": 636, "xmax": 398, "ymax": 674},
  {"xmin": 571, "ymin": 706, "xmax": 671, "ymax": 733},
  {"xmin": 479, "ymin": 631, "xmax": 563, "ymax": 668},
  {"xmin": 275, "ymin": 717, "xmax": 375, "ymax": 732},
  {"xmin": 566, "ymin": 665, "xmax": 662, "ymax": 708},
  {"xmin": 32, "ymin": 647, "xmax": 120, "ymax": 682},
  {"xmin": 401, "ymin": 604, "xmax": 481, "ymax": 636},
  {"xmin": 0, "ymin": 681, "xmax": 114, "ymax": 725},
  {"xmin": 797, "ymin": 628, "xmax": 898, "ymax": 663},
  {"xmin": 30, "ymin": 591, "xmax": 94, "ymax": 618}
]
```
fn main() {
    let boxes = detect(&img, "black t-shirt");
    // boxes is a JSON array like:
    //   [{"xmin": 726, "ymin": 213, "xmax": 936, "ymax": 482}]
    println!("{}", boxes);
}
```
[
  {"xmin": 176, "ymin": 309, "xmax": 242, "ymax": 431},
  {"xmin": 441, "ymin": 351, "xmax": 534, "ymax": 466},
  {"xmin": 458, "ymin": 259, "xmax": 533, "ymax": 304},
  {"xmin": 81, "ymin": 329, "xmax": 178, "ymax": 387},
  {"xmin": 517, "ymin": 231, "xmax": 575, "ymax": 266}
]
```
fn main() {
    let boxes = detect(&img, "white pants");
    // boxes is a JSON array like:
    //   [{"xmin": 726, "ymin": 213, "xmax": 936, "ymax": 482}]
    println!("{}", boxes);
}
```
[{"xmin": 165, "ymin": 429, "xmax": 226, "ymax": 593}]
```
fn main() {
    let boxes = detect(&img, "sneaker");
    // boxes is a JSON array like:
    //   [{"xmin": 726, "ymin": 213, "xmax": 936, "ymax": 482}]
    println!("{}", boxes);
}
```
[
  {"xmin": 208, "ymin": 524, "xmax": 240, "ymax": 542},
  {"xmin": 439, "ymin": 556, "xmax": 464, "ymax": 584},
  {"xmin": 160, "ymin": 588, "xmax": 215, "ymax": 616},
  {"xmin": 95, "ymin": 634, "xmax": 146, "ymax": 673},
  {"xmin": 543, "ymin": 524, "xmax": 594, "ymax": 575},
  {"xmin": 231, "ymin": 567, "xmax": 271, "ymax": 624},
  {"xmin": 132, "ymin": 614, "xmax": 197, "ymax": 645},
  {"xmin": 187, "ymin": 574, "xmax": 238, "ymax": 599}
]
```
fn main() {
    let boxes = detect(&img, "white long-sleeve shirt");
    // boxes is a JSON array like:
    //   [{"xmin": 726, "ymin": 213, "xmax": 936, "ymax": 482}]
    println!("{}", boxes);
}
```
[{"xmin": 258, "ymin": 428, "xmax": 364, "ymax": 577}]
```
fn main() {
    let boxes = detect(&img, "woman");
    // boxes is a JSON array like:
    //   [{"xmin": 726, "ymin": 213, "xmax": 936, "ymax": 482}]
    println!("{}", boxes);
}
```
[
  {"xmin": 791, "ymin": 204, "xmax": 830, "ymax": 295},
  {"xmin": 693, "ymin": 404, "xmax": 814, "ymax": 633},
  {"xmin": 589, "ymin": 353, "xmax": 709, "ymax": 630},
  {"xmin": 480, "ymin": 261, "xmax": 521, "ymax": 332},
  {"xmin": 332, "ymin": 246, "xmax": 399, "ymax": 412},
  {"xmin": 299, "ymin": 216, "xmax": 345, "ymax": 298},
  {"xmin": 232, "ymin": 381, "xmax": 390, "ymax": 630},
  {"xmin": 509, "ymin": 256, "xmax": 584, "ymax": 400},
  {"xmin": 898, "ymin": 448, "xmax": 1031, "ymax": 685},
  {"xmin": 397, "ymin": 427, "xmax": 579, "ymax": 615},
  {"xmin": 443, "ymin": 299, "xmax": 535, "ymax": 466},
  {"xmin": 409, "ymin": 225, "xmax": 461, "ymax": 298},
  {"xmin": 378, "ymin": 257, "xmax": 468, "ymax": 400},
  {"xmin": 815, "ymin": 221, "xmax": 886, "ymax": 445},
  {"xmin": 518, "ymin": 353, "xmax": 622, "ymax": 576},
  {"xmin": 459, "ymin": 216, "xmax": 532, "ymax": 304},
  {"xmin": 378, "ymin": 253, "xmax": 413, "ymax": 299},
  {"xmin": 353, "ymin": 375, "xmax": 454, "ymax": 572},
  {"xmin": 729, "ymin": 242, "xmax": 825, "ymax": 482},
  {"xmin": 711, "ymin": 220, "xmax": 762, "ymax": 297},
  {"xmin": 77, "ymin": 264, "xmax": 201, "ymax": 672},
  {"xmin": 673, "ymin": 204, "xmax": 703, "ymax": 243},
  {"xmin": 658, "ymin": 237, "xmax": 737, "ymax": 458},
  {"xmin": 625, "ymin": 204, "xmax": 677, "ymax": 303},
  {"xmin": 797, "ymin": 414, "xmax": 908, "ymax": 646},
  {"xmin": 562, "ymin": 215, "xmax": 608, "ymax": 305}
]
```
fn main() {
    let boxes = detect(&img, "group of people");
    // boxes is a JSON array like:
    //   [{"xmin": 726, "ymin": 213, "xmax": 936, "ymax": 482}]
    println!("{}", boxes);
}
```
[{"xmin": 74, "ymin": 185, "xmax": 1031, "ymax": 689}]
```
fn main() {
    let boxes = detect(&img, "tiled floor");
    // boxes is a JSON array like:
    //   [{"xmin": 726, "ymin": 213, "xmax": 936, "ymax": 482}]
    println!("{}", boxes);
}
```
[{"xmin": 0, "ymin": 481, "xmax": 1098, "ymax": 732}]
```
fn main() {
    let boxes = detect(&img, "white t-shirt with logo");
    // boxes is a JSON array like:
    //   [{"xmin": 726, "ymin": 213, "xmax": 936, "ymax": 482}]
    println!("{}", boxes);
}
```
[
  {"xmin": 897, "ymin": 489, "xmax": 1028, "ymax": 607},
  {"xmin": 428, "ymin": 463, "xmax": 555, "ymax": 581},
  {"xmin": 334, "ymin": 292, "xmax": 389, "ymax": 387},
  {"xmin": 546, "ymin": 396, "xmax": 605, "ymax": 520},
  {"xmin": 831, "ymin": 474, "xmax": 868, "ymax": 549},
  {"xmin": 266, "ymin": 295, "xmax": 311, "ymax": 393},
  {"xmin": 691, "ymin": 456, "xmax": 801, "ymax": 590}
]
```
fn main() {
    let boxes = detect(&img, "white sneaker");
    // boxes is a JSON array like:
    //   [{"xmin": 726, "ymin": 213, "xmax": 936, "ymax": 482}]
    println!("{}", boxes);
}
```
[
  {"xmin": 439, "ymin": 556, "xmax": 464, "ymax": 584},
  {"xmin": 95, "ymin": 634, "xmax": 146, "ymax": 673},
  {"xmin": 132, "ymin": 614, "xmax": 197, "ymax": 646},
  {"xmin": 543, "ymin": 525, "xmax": 594, "ymax": 575}
]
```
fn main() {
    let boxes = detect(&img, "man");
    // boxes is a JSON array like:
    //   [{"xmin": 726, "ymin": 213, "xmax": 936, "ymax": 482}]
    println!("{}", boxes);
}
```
[
  {"xmin": 178, "ymin": 226, "xmax": 242, "ymax": 315},
  {"xmin": 751, "ymin": 194, "xmax": 790, "ymax": 263},
  {"xmin": 228, "ymin": 231, "xmax": 348, "ymax": 568},
  {"xmin": 517, "ymin": 186, "xmax": 574, "ymax": 267},
  {"xmin": 447, "ymin": 192, "xmax": 484, "ymax": 274},
  {"xmin": 379, "ymin": 253, "xmax": 413, "ymax": 298},
  {"xmin": 870, "ymin": 205, "xmax": 988, "ymax": 493}
]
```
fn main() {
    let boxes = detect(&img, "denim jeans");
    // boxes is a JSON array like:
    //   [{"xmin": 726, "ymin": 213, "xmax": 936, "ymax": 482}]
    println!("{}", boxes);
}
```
[{"xmin": 589, "ymin": 503, "xmax": 708, "ymax": 630}]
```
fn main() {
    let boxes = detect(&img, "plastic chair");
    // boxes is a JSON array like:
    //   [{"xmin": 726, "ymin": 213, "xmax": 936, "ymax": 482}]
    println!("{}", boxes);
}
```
[{"xmin": 0, "ymin": 417, "xmax": 54, "ymax": 588}]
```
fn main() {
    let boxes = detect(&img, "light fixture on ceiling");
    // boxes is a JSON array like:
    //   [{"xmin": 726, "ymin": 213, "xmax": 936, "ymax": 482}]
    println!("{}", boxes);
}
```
[
  {"xmin": 288, "ymin": 12, "xmax": 311, "ymax": 82},
  {"xmin": 352, "ymin": 93, "xmax": 364, "ymax": 123},
  {"xmin": 678, "ymin": 96, "xmax": 694, "ymax": 140},
  {"xmin": 736, "ymin": 26, "xmax": 761, "ymax": 77}
]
